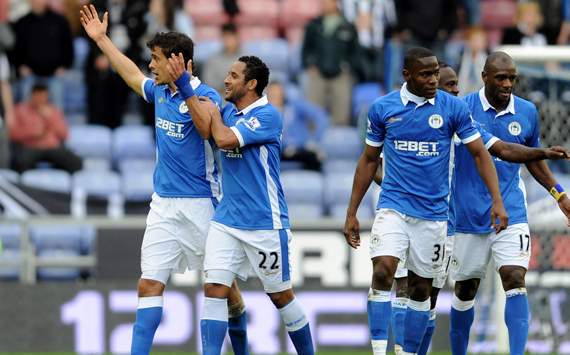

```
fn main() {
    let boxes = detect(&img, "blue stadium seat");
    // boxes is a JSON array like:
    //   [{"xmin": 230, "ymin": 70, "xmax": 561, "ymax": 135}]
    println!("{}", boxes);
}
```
[
  {"xmin": 122, "ymin": 170, "xmax": 154, "ymax": 202},
  {"xmin": 322, "ymin": 127, "xmax": 362, "ymax": 160},
  {"xmin": 118, "ymin": 158, "xmax": 155, "ymax": 175},
  {"xmin": 324, "ymin": 172, "xmax": 374, "ymax": 218},
  {"xmin": 280, "ymin": 161, "xmax": 303, "ymax": 172},
  {"xmin": 281, "ymin": 170, "xmax": 324, "ymax": 217},
  {"xmin": 72, "ymin": 170, "xmax": 121, "ymax": 198},
  {"xmin": 112, "ymin": 125, "xmax": 155, "ymax": 161},
  {"xmin": 243, "ymin": 39, "xmax": 289, "ymax": 74},
  {"xmin": 352, "ymin": 83, "xmax": 382, "ymax": 119},
  {"xmin": 67, "ymin": 125, "xmax": 113, "ymax": 159},
  {"xmin": 194, "ymin": 40, "xmax": 223, "ymax": 64},
  {"xmin": 73, "ymin": 37, "xmax": 90, "ymax": 70},
  {"xmin": 0, "ymin": 224, "xmax": 22, "ymax": 279},
  {"xmin": 21, "ymin": 169, "xmax": 71, "ymax": 193},
  {"xmin": 287, "ymin": 203, "xmax": 324, "ymax": 220},
  {"xmin": 323, "ymin": 159, "xmax": 358, "ymax": 175},
  {"xmin": 82, "ymin": 158, "xmax": 112, "ymax": 171},
  {"xmin": 30, "ymin": 224, "xmax": 96, "ymax": 281},
  {"xmin": 0, "ymin": 169, "xmax": 19, "ymax": 183},
  {"xmin": 62, "ymin": 69, "xmax": 87, "ymax": 114}
]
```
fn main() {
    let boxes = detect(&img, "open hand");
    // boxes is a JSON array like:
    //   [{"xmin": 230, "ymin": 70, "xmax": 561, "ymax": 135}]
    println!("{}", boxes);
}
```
[
  {"xmin": 166, "ymin": 53, "xmax": 193, "ymax": 82},
  {"xmin": 80, "ymin": 4, "xmax": 108, "ymax": 42}
]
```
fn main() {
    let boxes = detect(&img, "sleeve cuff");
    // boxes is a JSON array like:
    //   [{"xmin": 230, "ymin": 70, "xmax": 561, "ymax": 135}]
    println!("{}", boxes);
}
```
[
  {"xmin": 141, "ymin": 78, "xmax": 151, "ymax": 103},
  {"xmin": 230, "ymin": 126, "xmax": 245, "ymax": 147},
  {"xmin": 365, "ymin": 138, "xmax": 383, "ymax": 147},
  {"xmin": 461, "ymin": 132, "xmax": 481, "ymax": 145},
  {"xmin": 485, "ymin": 137, "xmax": 500, "ymax": 150}
]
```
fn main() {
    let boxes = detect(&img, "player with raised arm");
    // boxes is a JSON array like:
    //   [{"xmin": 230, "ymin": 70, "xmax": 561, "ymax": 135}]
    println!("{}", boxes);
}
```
[
  {"xmin": 449, "ymin": 52, "xmax": 570, "ymax": 355},
  {"xmin": 387, "ymin": 62, "xmax": 570, "ymax": 355},
  {"xmin": 344, "ymin": 47, "xmax": 508, "ymax": 355},
  {"xmin": 198, "ymin": 56, "xmax": 314, "ymax": 355},
  {"xmin": 80, "ymin": 5, "xmax": 250, "ymax": 355}
]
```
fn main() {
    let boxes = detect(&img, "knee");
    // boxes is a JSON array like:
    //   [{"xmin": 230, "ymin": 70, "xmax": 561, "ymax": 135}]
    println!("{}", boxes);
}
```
[
  {"xmin": 395, "ymin": 277, "xmax": 408, "ymax": 298},
  {"xmin": 408, "ymin": 280, "xmax": 430, "ymax": 301},
  {"xmin": 372, "ymin": 262, "xmax": 395, "ymax": 290},
  {"xmin": 138, "ymin": 278, "xmax": 165, "ymax": 297},
  {"xmin": 454, "ymin": 279, "xmax": 480, "ymax": 301},
  {"xmin": 204, "ymin": 283, "xmax": 231, "ymax": 298},
  {"xmin": 268, "ymin": 289, "xmax": 295, "ymax": 308},
  {"xmin": 499, "ymin": 266, "xmax": 526, "ymax": 291}
]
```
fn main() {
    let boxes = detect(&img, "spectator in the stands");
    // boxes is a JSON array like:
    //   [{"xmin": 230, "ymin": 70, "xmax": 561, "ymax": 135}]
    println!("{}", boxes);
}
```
[
  {"xmin": 502, "ymin": 1, "xmax": 547, "ymax": 47},
  {"xmin": 457, "ymin": 26, "xmax": 488, "ymax": 95},
  {"xmin": 267, "ymin": 81, "xmax": 329, "ymax": 171},
  {"xmin": 203, "ymin": 22, "xmax": 242, "ymax": 95},
  {"xmin": 9, "ymin": 83, "xmax": 82, "ymax": 173},
  {"xmin": 12, "ymin": 0, "xmax": 74, "ymax": 109},
  {"xmin": 301, "ymin": 0, "xmax": 360, "ymax": 126}
]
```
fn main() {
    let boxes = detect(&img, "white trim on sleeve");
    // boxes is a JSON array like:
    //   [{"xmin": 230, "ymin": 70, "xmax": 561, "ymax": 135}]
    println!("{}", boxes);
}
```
[
  {"xmin": 141, "ymin": 78, "xmax": 152, "ymax": 102},
  {"xmin": 461, "ymin": 132, "xmax": 481, "ymax": 145},
  {"xmin": 485, "ymin": 137, "xmax": 500, "ymax": 150},
  {"xmin": 230, "ymin": 126, "xmax": 245, "ymax": 147},
  {"xmin": 365, "ymin": 139, "xmax": 383, "ymax": 147}
]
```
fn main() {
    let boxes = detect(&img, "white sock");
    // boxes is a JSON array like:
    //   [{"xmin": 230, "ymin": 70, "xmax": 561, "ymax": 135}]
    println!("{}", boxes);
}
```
[
  {"xmin": 371, "ymin": 339, "xmax": 387, "ymax": 355},
  {"xmin": 394, "ymin": 344, "xmax": 404, "ymax": 355},
  {"xmin": 279, "ymin": 298, "xmax": 308, "ymax": 332}
]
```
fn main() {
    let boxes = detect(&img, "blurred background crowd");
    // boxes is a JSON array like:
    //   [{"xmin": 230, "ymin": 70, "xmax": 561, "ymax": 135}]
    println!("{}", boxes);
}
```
[{"xmin": 0, "ymin": 0, "xmax": 570, "ymax": 220}]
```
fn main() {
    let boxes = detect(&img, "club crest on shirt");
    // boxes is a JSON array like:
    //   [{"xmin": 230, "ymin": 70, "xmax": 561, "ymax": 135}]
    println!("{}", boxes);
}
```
[
  {"xmin": 428, "ymin": 114, "xmax": 444, "ymax": 129},
  {"xmin": 179, "ymin": 102, "xmax": 189, "ymax": 113},
  {"xmin": 245, "ymin": 117, "xmax": 261, "ymax": 131},
  {"xmin": 508, "ymin": 121, "xmax": 522, "ymax": 136}
]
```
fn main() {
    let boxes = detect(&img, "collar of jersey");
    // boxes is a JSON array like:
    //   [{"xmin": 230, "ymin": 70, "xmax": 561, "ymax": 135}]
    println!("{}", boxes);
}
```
[
  {"xmin": 478, "ymin": 87, "xmax": 515, "ymax": 117},
  {"xmin": 168, "ymin": 76, "xmax": 202, "ymax": 97},
  {"xmin": 236, "ymin": 95, "xmax": 269, "ymax": 115},
  {"xmin": 400, "ymin": 83, "xmax": 435, "ymax": 107}
]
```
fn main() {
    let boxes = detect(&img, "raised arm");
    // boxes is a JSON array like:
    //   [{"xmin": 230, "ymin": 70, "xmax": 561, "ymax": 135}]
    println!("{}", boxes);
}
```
[
  {"xmin": 490, "ymin": 141, "xmax": 570, "ymax": 163},
  {"xmin": 465, "ymin": 137, "xmax": 509, "ymax": 232},
  {"xmin": 525, "ymin": 160, "xmax": 570, "ymax": 226},
  {"xmin": 80, "ymin": 5, "xmax": 146, "ymax": 96},
  {"xmin": 344, "ymin": 144, "xmax": 381, "ymax": 248},
  {"xmin": 166, "ymin": 53, "xmax": 213, "ymax": 139}
]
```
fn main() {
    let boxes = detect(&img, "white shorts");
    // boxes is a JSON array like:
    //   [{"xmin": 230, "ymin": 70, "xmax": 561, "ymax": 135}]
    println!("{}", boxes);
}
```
[
  {"xmin": 393, "ymin": 236, "xmax": 453, "ymax": 288},
  {"xmin": 370, "ymin": 209, "xmax": 447, "ymax": 279},
  {"xmin": 450, "ymin": 223, "xmax": 531, "ymax": 281},
  {"xmin": 141, "ymin": 193, "xmax": 216, "ymax": 275},
  {"xmin": 204, "ymin": 221, "xmax": 292, "ymax": 293}
]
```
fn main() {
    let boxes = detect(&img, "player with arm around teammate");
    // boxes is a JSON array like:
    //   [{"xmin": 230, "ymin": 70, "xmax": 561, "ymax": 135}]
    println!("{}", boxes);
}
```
[
  {"xmin": 344, "ymin": 47, "xmax": 508, "ymax": 355},
  {"xmin": 388, "ymin": 62, "xmax": 570, "ymax": 355},
  {"xmin": 197, "ymin": 56, "xmax": 314, "ymax": 355},
  {"xmin": 449, "ymin": 52, "xmax": 570, "ymax": 355},
  {"xmin": 80, "ymin": 5, "xmax": 250, "ymax": 355}
]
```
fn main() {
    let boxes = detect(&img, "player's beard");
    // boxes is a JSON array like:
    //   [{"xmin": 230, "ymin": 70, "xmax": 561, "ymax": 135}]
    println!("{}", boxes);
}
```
[{"xmin": 225, "ymin": 86, "xmax": 247, "ymax": 104}]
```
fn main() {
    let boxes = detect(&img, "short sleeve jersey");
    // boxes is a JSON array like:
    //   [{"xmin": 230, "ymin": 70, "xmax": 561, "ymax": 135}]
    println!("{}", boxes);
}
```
[
  {"xmin": 366, "ymin": 84, "xmax": 480, "ymax": 221},
  {"xmin": 453, "ymin": 89, "xmax": 541, "ymax": 233},
  {"xmin": 213, "ymin": 96, "xmax": 290, "ymax": 230},
  {"xmin": 142, "ymin": 76, "xmax": 222, "ymax": 199}
]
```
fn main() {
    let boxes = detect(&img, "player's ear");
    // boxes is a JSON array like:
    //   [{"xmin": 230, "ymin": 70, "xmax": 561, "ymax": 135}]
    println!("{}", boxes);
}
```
[
  {"xmin": 481, "ymin": 70, "xmax": 487, "ymax": 85},
  {"xmin": 402, "ymin": 68, "xmax": 411, "ymax": 82},
  {"xmin": 247, "ymin": 78, "xmax": 258, "ymax": 92}
]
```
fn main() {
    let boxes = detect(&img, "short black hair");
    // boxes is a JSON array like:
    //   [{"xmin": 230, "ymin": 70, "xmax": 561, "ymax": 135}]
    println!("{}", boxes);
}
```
[
  {"xmin": 146, "ymin": 32, "xmax": 194, "ymax": 63},
  {"xmin": 238, "ymin": 55, "xmax": 270, "ymax": 96},
  {"xmin": 221, "ymin": 22, "xmax": 237, "ymax": 34},
  {"xmin": 404, "ymin": 47, "xmax": 435, "ymax": 70},
  {"xmin": 31, "ymin": 82, "xmax": 48, "ymax": 93}
]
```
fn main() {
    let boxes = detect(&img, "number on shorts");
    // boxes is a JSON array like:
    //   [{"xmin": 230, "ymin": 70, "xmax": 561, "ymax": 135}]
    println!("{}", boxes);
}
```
[
  {"xmin": 258, "ymin": 251, "xmax": 279, "ymax": 270},
  {"xmin": 519, "ymin": 234, "xmax": 530, "ymax": 252},
  {"xmin": 432, "ymin": 244, "xmax": 442, "ymax": 262}
]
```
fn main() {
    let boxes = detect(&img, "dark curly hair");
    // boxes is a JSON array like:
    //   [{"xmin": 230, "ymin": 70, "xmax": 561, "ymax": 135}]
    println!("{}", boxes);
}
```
[
  {"xmin": 146, "ymin": 32, "xmax": 194, "ymax": 63},
  {"xmin": 238, "ymin": 55, "xmax": 270, "ymax": 96}
]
